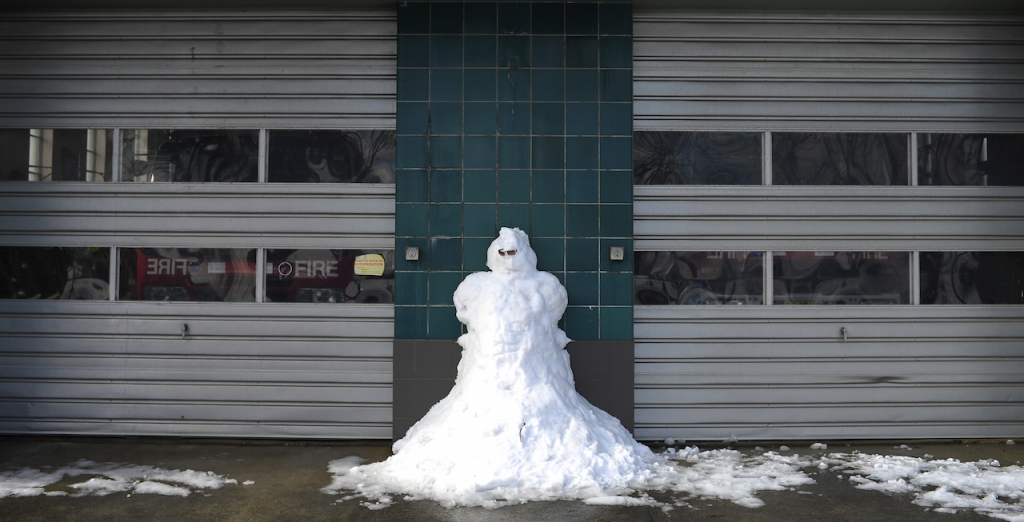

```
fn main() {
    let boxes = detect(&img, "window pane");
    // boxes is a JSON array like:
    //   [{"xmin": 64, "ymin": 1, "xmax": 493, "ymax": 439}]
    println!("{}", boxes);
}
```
[
  {"xmin": 0, "ymin": 129, "xmax": 113, "ymax": 182},
  {"xmin": 120, "ymin": 129, "xmax": 258, "ymax": 183},
  {"xmin": 634, "ymin": 251, "xmax": 764, "ymax": 305},
  {"xmin": 633, "ymin": 131, "xmax": 762, "ymax": 185},
  {"xmin": 918, "ymin": 134, "xmax": 1024, "ymax": 186},
  {"xmin": 773, "ymin": 251, "xmax": 909, "ymax": 304},
  {"xmin": 267, "ymin": 130, "xmax": 396, "ymax": 183},
  {"xmin": 118, "ymin": 248, "xmax": 256, "ymax": 302},
  {"xmin": 265, "ymin": 249, "xmax": 395, "ymax": 303},
  {"xmin": 772, "ymin": 133, "xmax": 908, "ymax": 185},
  {"xmin": 0, "ymin": 247, "xmax": 109, "ymax": 300},
  {"xmin": 921, "ymin": 251, "xmax": 1024, "ymax": 304}
]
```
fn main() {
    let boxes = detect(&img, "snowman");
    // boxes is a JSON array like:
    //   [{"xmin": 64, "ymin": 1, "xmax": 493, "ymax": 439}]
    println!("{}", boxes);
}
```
[{"xmin": 337, "ymin": 228, "xmax": 655, "ymax": 507}]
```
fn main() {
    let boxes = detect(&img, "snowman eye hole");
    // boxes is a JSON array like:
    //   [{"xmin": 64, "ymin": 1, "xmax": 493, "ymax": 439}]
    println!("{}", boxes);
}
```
[{"xmin": 498, "ymin": 249, "xmax": 517, "ymax": 257}]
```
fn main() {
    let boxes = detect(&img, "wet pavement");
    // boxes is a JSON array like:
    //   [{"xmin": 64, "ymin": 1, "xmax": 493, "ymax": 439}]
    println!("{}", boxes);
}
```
[{"xmin": 0, "ymin": 437, "xmax": 1020, "ymax": 521}]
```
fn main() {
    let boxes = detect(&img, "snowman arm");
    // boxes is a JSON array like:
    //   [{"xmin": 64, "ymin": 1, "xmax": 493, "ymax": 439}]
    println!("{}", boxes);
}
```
[{"xmin": 453, "ymin": 273, "xmax": 484, "ymax": 325}]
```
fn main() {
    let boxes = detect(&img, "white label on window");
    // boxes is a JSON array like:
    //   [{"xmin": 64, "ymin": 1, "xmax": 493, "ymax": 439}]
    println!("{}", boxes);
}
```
[{"xmin": 208, "ymin": 261, "xmax": 226, "ymax": 274}]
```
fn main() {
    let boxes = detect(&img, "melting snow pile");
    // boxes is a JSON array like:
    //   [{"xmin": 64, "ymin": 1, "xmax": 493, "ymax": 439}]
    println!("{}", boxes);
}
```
[
  {"xmin": 0, "ymin": 460, "xmax": 239, "ymax": 498},
  {"xmin": 823, "ymin": 451, "xmax": 1024, "ymax": 521}
]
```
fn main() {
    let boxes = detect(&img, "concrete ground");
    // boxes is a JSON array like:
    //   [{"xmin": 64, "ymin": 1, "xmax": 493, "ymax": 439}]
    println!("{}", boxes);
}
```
[{"xmin": 1, "ymin": 437, "xmax": 1020, "ymax": 521}]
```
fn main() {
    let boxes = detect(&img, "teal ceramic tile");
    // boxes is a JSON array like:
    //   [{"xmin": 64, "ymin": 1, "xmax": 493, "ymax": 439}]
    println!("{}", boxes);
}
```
[
  {"xmin": 431, "ymin": 35, "xmax": 463, "ymax": 67},
  {"xmin": 396, "ymin": 169, "xmax": 428, "ymax": 202},
  {"xmin": 498, "ymin": 136, "xmax": 530, "ymax": 168},
  {"xmin": 600, "ymin": 238, "xmax": 633, "ymax": 272},
  {"xmin": 532, "ymin": 170, "xmax": 565, "ymax": 203},
  {"xmin": 497, "ymin": 103, "xmax": 530, "ymax": 134},
  {"xmin": 398, "ymin": 2, "xmax": 429, "ymax": 34},
  {"xmin": 532, "ymin": 136, "xmax": 564, "ymax": 169},
  {"xmin": 599, "ymin": 3, "xmax": 632, "ymax": 36},
  {"xmin": 398, "ymin": 69, "xmax": 429, "ymax": 101},
  {"xmin": 532, "ymin": 3, "xmax": 564, "ymax": 34},
  {"xmin": 464, "ymin": 103, "xmax": 497, "ymax": 134},
  {"xmin": 531, "ymin": 204, "xmax": 564, "ymax": 237},
  {"xmin": 532, "ymin": 36, "xmax": 564, "ymax": 68},
  {"xmin": 465, "ymin": 3, "xmax": 496, "ymax": 34},
  {"xmin": 430, "ymin": 102, "xmax": 462, "ymax": 135},
  {"xmin": 429, "ymin": 306, "xmax": 463, "ymax": 339},
  {"xmin": 397, "ymin": 102, "xmax": 429, "ymax": 135},
  {"xmin": 565, "ymin": 36, "xmax": 598, "ymax": 68},
  {"xmin": 566, "ymin": 137, "xmax": 599, "ymax": 169},
  {"xmin": 430, "ymin": 170, "xmax": 462, "ymax": 202},
  {"xmin": 396, "ymin": 238, "xmax": 428, "ymax": 271},
  {"xmin": 600, "ymin": 272, "xmax": 633, "ymax": 306},
  {"xmin": 464, "ymin": 237, "xmax": 493, "ymax": 271},
  {"xmin": 600, "ymin": 307, "xmax": 633, "ymax": 340},
  {"xmin": 600, "ymin": 103, "xmax": 632, "ymax": 136},
  {"xmin": 431, "ymin": 69, "xmax": 463, "ymax": 101},
  {"xmin": 395, "ymin": 271, "xmax": 428, "ymax": 305},
  {"xmin": 429, "ymin": 203, "xmax": 462, "ymax": 237},
  {"xmin": 465, "ymin": 38, "xmax": 497, "ymax": 68},
  {"xmin": 498, "ymin": 169, "xmax": 530, "ymax": 202},
  {"xmin": 429, "ymin": 136, "xmax": 462, "ymax": 169},
  {"xmin": 599, "ymin": 36, "xmax": 631, "ymax": 69},
  {"xmin": 566, "ymin": 170, "xmax": 599, "ymax": 203},
  {"xmin": 430, "ymin": 238, "xmax": 462, "ymax": 270},
  {"xmin": 397, "ymin": 136, "xmax": 428, "ymax": 168},
  {"xmin": 566, "ymin": 3, "xmax": 599, "ymax": 35},
  {"xmin": 566, "ymin": 238, "xmax": 599, "ymax": 270},
  {"xmin": 464, "ymin": 136, "xmax": 496, "ymax": 168},
  {"xmin": 600, "ymin": 136, "xmax": 632, "ymax": 169},
  {"xmin": 532, "ymin": 103, "xmax": 564, "ymax": 135},
  {"xmin": 428, "ymin": 272, "xmax": 463, "ymax": 305},
  {"xmin": 431, "ymin": 3, "xmax": 463, "ymax": 34},
  {"xmin": 498, "ymin": 35, "xmax": 530, "ymax": 68},
  {"xmin": 463, "ymin": 203, "xmax": 496, "ymax": 237},
  {"xmin": 394, "ymin": 306, "xmax": 427, "ymax": 339},
  {"xmin": 600, "ymin": 69, "xmax": 631, "ymax": 102},
  {"xmin": 566, "ymin": 103, "xmax": 598, "ymax": 136},
  {"xmin": 464, "ymin": 70, "xmax": 497, "ymax": 101},
  {"xmin": 531, "ymin": 237, "xmax": 564, "ymax": 272},
  {"xmin": 497, "ymin": 204, "xmax": 530, "ymax": 231},
  {"xmin": 464, "ymin": 169, "xmax": 496, "ymax": 202},
  {"xmin": 600, "ymin": 204, "xmax": 632, "ymax": 237},
  {"xmin": 498, "ymin": 3, "xmax": 530, "ymax": 34},
  {"xmin": 567, "ymin": 272, "xmax": 599, "ymax": 305},
  {"xmin": 566, "ymin": 70, "xmax": 599, "ymax": 101},
  {"xmin": 398, "ymin": 35, "xmax": 429, "ymax": 68},
  {"xmin": 532, "ymin": 70, "xmax": 565, "ymax": 101},
  {"xmin": 566, "ymin": 204, "xmax": 599, "ymax": 236},
  {"xmin": 600, "ymin": 170, "xmax": 633, "ymax": 203},
  {"xmin": 498, "ymin": 69, "xmax": 531, "ymax": 101},
  {"xmin": 565, "ymin": 306, "xmax": 599, "ymax": 340}
]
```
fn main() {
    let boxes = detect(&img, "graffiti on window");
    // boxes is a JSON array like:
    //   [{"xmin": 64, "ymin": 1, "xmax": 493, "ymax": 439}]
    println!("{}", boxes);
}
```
[
  {"xmin": 633, "ymin": 131, "xmax": 762, "ymax": 185},
  {"xmin": 268, "ymin": 130, "xmax": 396, "ymax": 183},
  {"xmin": 634, "ymin": 251, "xmax": 764, "ymax": 305}
]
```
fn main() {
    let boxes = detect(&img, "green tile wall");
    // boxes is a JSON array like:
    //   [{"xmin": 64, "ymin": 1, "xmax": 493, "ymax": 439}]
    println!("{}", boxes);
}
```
[{"xmin": 395, "ymin": 1, "xmax": 632, "ymax": 341}]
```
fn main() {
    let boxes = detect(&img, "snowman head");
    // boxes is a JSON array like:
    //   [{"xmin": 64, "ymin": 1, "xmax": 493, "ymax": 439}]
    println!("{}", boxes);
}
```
[{"xmin": 486, "ymin": 227, "xmax": 538, "ymax": 275}]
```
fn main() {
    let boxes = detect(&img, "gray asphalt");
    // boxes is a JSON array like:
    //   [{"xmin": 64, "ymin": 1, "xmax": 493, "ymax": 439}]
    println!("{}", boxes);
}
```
[{"xmin": 1, "ymin": 437, "xmax": 1019, "ymax": 521}]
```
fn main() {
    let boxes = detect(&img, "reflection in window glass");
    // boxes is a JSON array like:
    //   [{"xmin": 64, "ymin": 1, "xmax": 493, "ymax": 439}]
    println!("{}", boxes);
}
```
[
  {"xmin": 633, "ymin": 131, "xmax": 762, "ymax": 185},
  {"xmin": 120, "ymin": 129, "xmax": 258, "ymax": 183},
  {"xmin": 118, "ymin": 248, "xmax": 256, "ymax": 302},
  {"xmin": 772, "ymin": 133, "xmax": 908, "ymax": 185},
  {"xmin": 921, "ymin": 252, "xmax": 1024, "ymax": 304},
  {"xmin": 0, "ymin": 129, "xmax": 113, "ymax": 182},
  {"xmin": 773, "ymin": 251, "xmax": 909, "ymax": 304},
  {"xmin": 268, "ymin": 130, "xmax": 396, "ymax": 183},
  {"xmin": 917, "ymin": 134, "xmax": 1024, "ymax": 186},
  {"xmin": 265, "ymin": 249, "xmax": 394, "ymax": 303},
  {"xmin": 634, "ymin": 251, "xmax": 763, "ymax": 305},
  {"xmin": 0, "ymin": 247, "xmax": 109, "ymax": 300}
]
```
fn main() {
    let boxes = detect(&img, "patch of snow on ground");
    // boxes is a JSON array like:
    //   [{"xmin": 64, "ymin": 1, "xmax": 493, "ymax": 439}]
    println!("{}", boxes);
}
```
[
  {"xmin": 824, "ymin": 452, "xmax": 1024, "ymax": 521},
  {"xmin": 0, "ymin": 460, "xmax": 243, "ymax": 499}
]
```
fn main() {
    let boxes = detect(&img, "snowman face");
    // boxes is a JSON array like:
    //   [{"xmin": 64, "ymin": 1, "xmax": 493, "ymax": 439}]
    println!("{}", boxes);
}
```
[{"xmin": 486, "ymin": 227, "xmax": 538, "ymax": 275}]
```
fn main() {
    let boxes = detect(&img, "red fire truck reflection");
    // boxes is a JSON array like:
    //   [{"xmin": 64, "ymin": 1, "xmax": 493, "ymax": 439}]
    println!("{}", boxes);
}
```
[
  {"xmin": 133, "ymin": 248, "xmax": 256, "ymax": 301},
  {"xmin": 264, "ymin": 249, "xmax": 394, "ymax": 303}
]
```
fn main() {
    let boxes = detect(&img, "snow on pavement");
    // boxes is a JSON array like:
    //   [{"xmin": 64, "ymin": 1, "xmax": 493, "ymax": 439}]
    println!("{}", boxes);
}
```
[{"xmin": 0, "ymin": 460, "xmax": 243, "ymax": 498}]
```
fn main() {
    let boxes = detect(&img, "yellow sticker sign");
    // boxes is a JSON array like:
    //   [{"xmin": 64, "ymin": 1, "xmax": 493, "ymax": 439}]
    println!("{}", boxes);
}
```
[{"xmin": 353, "ymin": 254, "xmax": 386, "ymax": 276}]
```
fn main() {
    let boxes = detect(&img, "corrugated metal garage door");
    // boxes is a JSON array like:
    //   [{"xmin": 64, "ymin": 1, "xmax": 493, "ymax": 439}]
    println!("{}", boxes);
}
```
[
  {"xmin": 0, "ymin": 11, "xmax": 397, "ymax": 439},
  {"xmin": 633, "ymin": 12, "xmax": 1024, "ymax": 441}
]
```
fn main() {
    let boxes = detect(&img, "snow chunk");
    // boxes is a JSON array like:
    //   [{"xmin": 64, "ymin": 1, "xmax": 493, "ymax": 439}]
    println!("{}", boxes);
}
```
[
  {"xmin": 810, "ymin": 443, "xmax": 827, "ymax": 450},
  {"xmin": 0, "ymin": 460, "xmax": 244, "ymax": 499}
]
